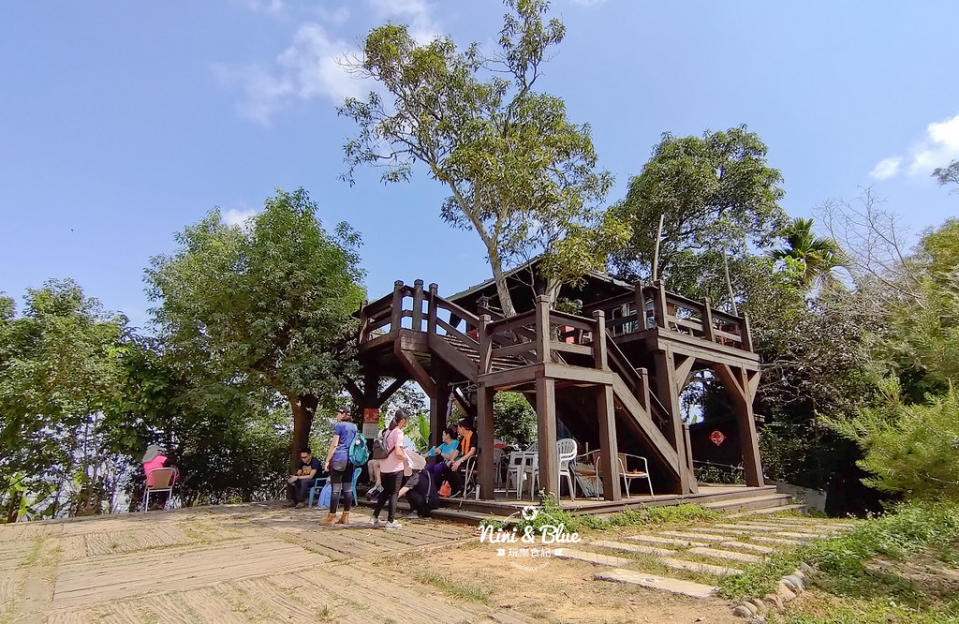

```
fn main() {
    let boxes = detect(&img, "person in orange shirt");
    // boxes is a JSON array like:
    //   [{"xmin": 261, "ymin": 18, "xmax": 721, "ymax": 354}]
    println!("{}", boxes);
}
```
[{"xmin": 444, "ymin": 419, "xmax": 476, "ymax": 497}]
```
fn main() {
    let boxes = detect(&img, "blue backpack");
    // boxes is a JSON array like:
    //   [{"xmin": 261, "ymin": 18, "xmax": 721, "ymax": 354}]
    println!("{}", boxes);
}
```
[{"xmin": 349, "ymin": 431, "xmax": 369, "ymax": 466}]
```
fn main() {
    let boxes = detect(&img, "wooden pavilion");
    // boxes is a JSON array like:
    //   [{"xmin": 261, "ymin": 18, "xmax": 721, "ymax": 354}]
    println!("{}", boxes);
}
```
[{"xmin": 346, "ymin": 262, "xmax": 763, "ymax": 503}]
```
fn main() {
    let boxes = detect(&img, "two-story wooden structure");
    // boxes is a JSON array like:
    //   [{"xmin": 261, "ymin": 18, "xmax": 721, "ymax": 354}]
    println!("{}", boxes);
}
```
[{"xmin": 347, "ymin": 262, "xmax": 763, "ymax": 503}]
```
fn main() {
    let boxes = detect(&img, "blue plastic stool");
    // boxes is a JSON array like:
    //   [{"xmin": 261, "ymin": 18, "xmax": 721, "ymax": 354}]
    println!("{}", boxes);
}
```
[{"xmin": 306, "ymin": 477, "xmax": 328, "ymax": 507}]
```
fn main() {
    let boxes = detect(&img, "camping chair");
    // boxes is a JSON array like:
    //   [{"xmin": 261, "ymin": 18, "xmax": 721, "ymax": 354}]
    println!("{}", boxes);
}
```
[{"xmin": 142, "ymin": 467, "xmax": 177, "ymax": 512}]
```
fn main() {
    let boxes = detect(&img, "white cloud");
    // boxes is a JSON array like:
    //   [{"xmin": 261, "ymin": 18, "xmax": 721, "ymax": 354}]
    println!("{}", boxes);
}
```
[
  {"xmin": 869, "ymin": 113, "xmax": 959, "ymax": 180},
  {"xmin": 222, "ymin": 208, "xmax": 260, "ymax": 227},
  {"xmin": 368, "ymin": 0, "xmax": 440, "ymax": 42},
  {"xmin": 869, "ymin": 157, "xmax": 902, "ymax": 180},
  {"xmin": 213, "ymin": 22, "xmax": 365, "ymax": 125}
]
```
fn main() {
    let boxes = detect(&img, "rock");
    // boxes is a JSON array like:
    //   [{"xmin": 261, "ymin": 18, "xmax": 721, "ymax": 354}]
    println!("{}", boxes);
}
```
[
  {"xmin": 747, "ymin": 598, "xmax": 768, "ymax": 614},
  {"xmin": 740, "ymin": 602, "xmax": 758, "ymax": 616},
  {"xmin": 784, "ymin": 574, "xmax": 805, "ymax": 593},
  {"xmin": 763, "ymin": 593, "xmax": 784, "ymax": 610},
  {"xmin": 732, "ymin": 605, "xmax": 753, "ymax": 618},
  {"xmin": 777, "ymin": 581, "xmax": 797, "ymax": 601},
  {"xmin": 799, "ymin": 562, "xmax": 815, "ymax": 576},
  {"xmin": 781, "ymin": 577, "xmax": 798, "ymax": 592}
]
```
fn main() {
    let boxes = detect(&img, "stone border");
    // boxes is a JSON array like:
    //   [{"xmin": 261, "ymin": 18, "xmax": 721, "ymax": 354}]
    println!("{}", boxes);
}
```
[{"xmin": 731, "ymin": 562, "xmax": 815, "ymax": 620}]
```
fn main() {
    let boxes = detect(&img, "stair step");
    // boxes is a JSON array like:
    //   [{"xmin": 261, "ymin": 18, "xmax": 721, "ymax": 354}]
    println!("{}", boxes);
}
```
[
  {"xmin": 660, "ymin": 557, "xmax": 742, "ymax": 576},
  {"xmin": 554, "ymin": 548, "xmax": 632, "ymax": 567},
  {"xmin": 625, "ymin": 535, "xmax": 708, "ymax": 548},
  {"xmin": 715, "ymin": 523, "xmax": 788, "ymax": 532},
  {"xmin": 704, "ymin": 493, "xmax": 793, "ymax": 512},
  {"xmin": 776, "ymin": 531, "xmax": 829, "ymax": 540},
  {"xmin": 715, "ymin": 540, "xmax": 775, "ymax": 555},
  {"xmin": 687, "ymin": 546, "xmax": 762, "ymax": 564},
  {"xmin": 595, "ymin": 568, "xmax": 719, "ymax": 599},
  {"xmin": 727, "ymin": 503, "xmax": 806, "ymax": 518},
  {"xmin": 745, "ymin": 535, "xmax": 804, "ymax": 547},
  {"xmin": 591, "ymin": 540, "xmax": 676, "ymax": 557},
  {"xmin": 658, "ymin": 531, "xmax": 725, "ymax": 542}
]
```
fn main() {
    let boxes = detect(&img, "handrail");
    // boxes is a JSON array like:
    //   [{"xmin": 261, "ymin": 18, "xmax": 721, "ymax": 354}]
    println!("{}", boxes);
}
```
[{"xmin": 433, "ymin": 295, "xmax": 481, "ymax": 328}]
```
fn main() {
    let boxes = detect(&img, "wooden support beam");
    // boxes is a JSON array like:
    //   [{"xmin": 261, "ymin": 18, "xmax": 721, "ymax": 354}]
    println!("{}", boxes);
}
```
[
  {"xmin": 592, "ymin": 310, "xmax": 608, "ymax": 370},
  {"xmin": 375, "ymin": 377, "xmax": 407, "ymax": 408},
  {"xmin": 596, "ymin": 385, "xmax": 621, "ymax": 501},
  {"xmin": 344, "ymin": 378, "xmax": 364, "ymax": 404},
  {"xmin": 653, "ymin": 348, "xmax": 694, "ymax": 494},
  {"xmin": 478, "ymin": 313, "xmax": 492, "ymax": 374},
  {"xmin": 427, "ymin": 283, "xmax": 438, "ymax": 335},
  {"xmin": 429, "ymin": 361, "xmax": 449, "ymax": 447},
  {"xmin": 713, "ymin": 364, "xmax": 764, "ymax": 487},
  {"xmin": 702, "ymin": 297, "xmax": 715, "ymax": 342},
  {"xmin": 452, "ymin": 386, "xmax": 476, "ymax": 420},
  {"xmin": 535, "ymin": 375, "xmax": 559, "ymax": 498},
  {"xmin": 634, "ymin": 281, "xmax": 647, "ymax": 330},
  {"xmin": 411, "ymin": 279, "xmax": 424, "ymax": 332},
  {"xmin": 673, "ymin": 355, "xmax": 696, "ymax": 395},
  {"xmin": 653, "ymin": 280, "xmax": 668, "ymax": 329},
  {"xmin": 390, "ymin": 280, "xmax": 404, "ymax": 333},
  {"xmin": 742, "ymin": 312, "xmax": 754, "ymax": 352},
  {"xmin": 476, "ymin": 384, "xmax": 496, "ymax": 499},
  {"xmin": 393, "ymin": 340, "xmax": 436, "ymax": 397},
  {"xmin": 534, "ymin": 295, "xmax": 552, "ymax": 364},
  {"xmin": 683, "ymin": 423, "xmax": 696, "ymax": 485}
]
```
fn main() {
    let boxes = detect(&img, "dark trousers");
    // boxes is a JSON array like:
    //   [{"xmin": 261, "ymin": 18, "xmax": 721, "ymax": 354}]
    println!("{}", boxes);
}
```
[
  {"xmin": 372, "ymin": 471, "xmax": 403, "ymax": 522},
  {"xmin": 329, "ymin": 461, "xmax": 353, "ymax": 514},
  {"xmin": 443, "ymin": 464, "xmax": 464, "ymax": 493},
  {"xmin": 405, "ymin": 487, "xmax": 432, "ymax": 517},
  {"xmin": 286, "ymin": 478, "xmax": 312, "ymax": 503}
]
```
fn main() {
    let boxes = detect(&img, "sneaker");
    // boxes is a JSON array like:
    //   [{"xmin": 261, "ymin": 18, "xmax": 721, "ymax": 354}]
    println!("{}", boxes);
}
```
[
  {"xmin": 385, "ymin": 520, "xmax": 402, "ymax": 530},
  {"xmin": 295, "ymin": 502, "xmax": 306, "ymax": 509},
  {"xmin": 403, "ymin": 512, "xmax": 421, "ymax": 520},
  {"xmin": 366, "ymin": 486, "xmax": 382, "ymax": 499},
  {"xmin": 369, "ymin": 516, "xmax": 382, "ymax": 527}
]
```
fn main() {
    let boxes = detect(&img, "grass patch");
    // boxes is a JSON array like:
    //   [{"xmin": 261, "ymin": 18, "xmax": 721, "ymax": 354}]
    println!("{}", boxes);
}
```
[
  {"xmin": 718, "ymin": 502, "xmax": 959, "ymax": 604},
  {"xmin": 413, "ymin": 569, "xmax": 491, "ymax": 603}
]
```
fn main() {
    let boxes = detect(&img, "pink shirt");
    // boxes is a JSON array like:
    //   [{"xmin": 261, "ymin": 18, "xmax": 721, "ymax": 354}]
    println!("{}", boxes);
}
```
[
  {"xmin": 143, "ymin": 455, "xmax": 167, "ymax": 486},
  {"xmin": 379, "ymin": 429, "xmax": 407, "ymax": 474}
]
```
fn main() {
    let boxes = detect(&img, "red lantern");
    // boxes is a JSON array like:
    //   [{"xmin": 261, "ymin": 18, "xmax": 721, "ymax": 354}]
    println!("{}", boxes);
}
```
[{"xmin": 709, "ymin": 430, "xmax": 726, "ymax": 446}]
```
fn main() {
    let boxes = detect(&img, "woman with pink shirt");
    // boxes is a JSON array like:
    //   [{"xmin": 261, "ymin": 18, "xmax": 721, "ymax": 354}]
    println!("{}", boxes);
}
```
[{"xmin": 370, "ymin": 410, "xmax": 409, "ymax": 530}]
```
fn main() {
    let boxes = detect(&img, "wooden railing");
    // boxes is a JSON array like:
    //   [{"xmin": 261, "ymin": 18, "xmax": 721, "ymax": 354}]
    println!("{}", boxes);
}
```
[{"xmin": 583, "ymin": 279, "xmax": 753, "ymax": 352}]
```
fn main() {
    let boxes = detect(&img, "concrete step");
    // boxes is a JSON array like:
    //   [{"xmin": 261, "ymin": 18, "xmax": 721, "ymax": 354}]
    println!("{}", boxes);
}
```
[
  {"xmin": 660, "ymin": 556, "xmax": 742, "ymax": 576},
  {"xmin": 745, "ymin": 535, "xmax": 804, "ymax": 547},
  {"xmin": 727, "ymin": 503, "xmax": 806, "ymax": 518},
  {"xmin": 687, "ymin": 546, "xmax": 762, "ymax": 564},
  {"xmin": 591, "ymin": 540, "xmax": 676, "ymax": 557},
  {"xmin": 625, "ymin": 534, "xmax": 709, "ymax": 548},
  {"xmin": 704, "ymin": 493, "xmax": 793, "ymax": 513},
  {"xmin": 595, "ymin": 568, "xmax": 719, "ymax": 599},
  {"xmin": 715, "ymin": 540, "xmax": 775, "ymax": 555},
  {"xmin": 658, "ymin": 530, "xmax": 726, "ymax": 542},
  {"xmin": 554, "ymin": 548, "xmax": 631, "ymax": 567}
]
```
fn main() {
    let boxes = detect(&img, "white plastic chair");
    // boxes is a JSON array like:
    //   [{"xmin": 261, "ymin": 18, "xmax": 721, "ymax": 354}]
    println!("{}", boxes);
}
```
[
  {"xmin": 527, "ymin": 438, "xmax": 579, "ymax": 500},
  {"xmin": 506, "ymin": 451, "xmax": 534, "ymax": 499}
]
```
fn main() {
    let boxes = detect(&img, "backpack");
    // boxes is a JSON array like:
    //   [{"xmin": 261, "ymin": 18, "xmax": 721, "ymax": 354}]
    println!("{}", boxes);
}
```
[
  {"xmin": 349, "ymin": 431, "xmax": 369, "ymax": 466},
  {"xmin": 371, "ymin": 429, "xmax": 390, "ymax": 460}
]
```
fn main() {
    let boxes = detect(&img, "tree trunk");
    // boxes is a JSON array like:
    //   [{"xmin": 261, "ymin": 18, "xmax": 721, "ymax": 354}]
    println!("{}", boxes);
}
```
[
  {"xmin": 289, "ymin": 393, "xmax": 319, "ymax": 470},
  {"xmin": 488, "ymin": 247, "xmax": 517, "ymax": 317}
]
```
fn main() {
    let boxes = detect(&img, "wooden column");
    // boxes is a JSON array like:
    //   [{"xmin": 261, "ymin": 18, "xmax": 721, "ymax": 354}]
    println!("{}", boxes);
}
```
[
  {"xmin": 742, "ymin": 313, "xmax": 754, "ymax": 352},
  {"xmin": 427, "ymin": 283, "xmax": 438, "ymax": 335},
  {"xmin": 476, "ymin": 384, "xmax": 496, "ymax": 499},
  {"xmin": 592, "ymin": 310, "xmax": 608, "ymax": 369},
  {"xmin": 390, "ymin": 280, "xmax": 404, "ymax": 334},
  {"xmin": 716, "ymin": 365, "xmax": 764, "ymax": 487},
  {"xmin": 683, "ymin": 423, "xmax": 695, "ymax": 479},
  {"xmin": 702, "ymin": 297, "xmax": 715, "ymax": 342},
  {"xmin": 535, "ymin": 375, "xmax": 559, "ymax": 499},
  {"xmin": 534, "ymin": 295, "xmax": 551, "ymax": 363},
  {"xmin": 478, "ymin": 314, "xmax": 492, "ymax": 374},
  {"xmin": 596, "ymin": 385, "xmax": 621, "ymax": 500},
  {"xmin": 652, "ymin": 280, "xmax": 668, "ymax": 328},
  {"xmin": 429, "ymin": 361, "xmax": 449, "ymax": 448},
  {"xmin": 634, "ymin": 281, "xmax": 647, "ymax": 331},
  {"xmin": 653, "ymin": 348, "xmax": 696, "ymax": 494},
  {"xmin": 411, "ymin": 279, "xmax": 424, "ymax": 332}
]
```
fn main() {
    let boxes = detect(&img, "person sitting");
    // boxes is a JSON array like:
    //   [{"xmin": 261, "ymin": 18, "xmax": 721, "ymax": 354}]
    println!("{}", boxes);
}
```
[
  {"xmin": 286, "ymin": 447, "xmax": 322, "ymax": 508},
  {"xmin": 142, "ymin": 444, "xmax": 179, "ymax": 510},
  {"xmin": 399, "ymin": 466, "xmax": 439, "ymax": 519},
  {"xmin": 425, "ymin": 426, "xmax": 459, "ymax": 485},
  {"xmin": 365, "ymin": 426, "xmax": 388, "ymax": 499},
  {"xmin": 445, "ymin": 419, "xmax": 476, "ymax": 497}
]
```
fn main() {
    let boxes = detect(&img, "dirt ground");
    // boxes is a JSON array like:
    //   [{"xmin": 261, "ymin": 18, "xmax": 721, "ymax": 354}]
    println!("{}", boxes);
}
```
[{"xmin": 0, "ymin": 503, "xmax": 743, "ymax": 624}]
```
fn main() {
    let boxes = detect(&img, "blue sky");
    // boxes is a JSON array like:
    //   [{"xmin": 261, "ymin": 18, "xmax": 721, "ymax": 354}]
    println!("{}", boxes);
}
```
[{"xmin": 1, "ymin": 1, "xmax": 957, "ymax": 330}]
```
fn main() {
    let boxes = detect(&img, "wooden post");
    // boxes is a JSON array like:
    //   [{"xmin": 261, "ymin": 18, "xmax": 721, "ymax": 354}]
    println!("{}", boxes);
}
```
[
  {"xmin": 683, "ymin": 423, "xmax": 695, "ymax": 480},
  {"xmin": 715, "ymin": 365, "xmax": 764, "ymax": 488},
  {"xmin": 652, "ymin": 280, "xmax": 667, "ymax": 329},
  {"xmin": 592, "ymin": 310, "xmax": 608, "ymax": 370},
  {"xmin": 358, "ymin": 299, "xmax": 369, "ymax": 342},
  {"xmin": 478, "ymin": 314, "xmax": 492, "ymax": 374},
  {"xmin": 638, "ymin": 367, "xmax": 651, "ymax": 413},
  {"xmin": 742, "ymin": 312, "xmax": 754, "ymax": 352},
  {"xmin": 476, "ymin": 384, "xmax": 496, "ymax": 499},
  {"xmin": 596, "ymin": 385, "xmax": 621, "ymax": 501},
  {"xmin": 477, "ymin": 296, "xmax": 491, "ymax": 316},
  {"xmin": 634, "ymin": 281, "xmax": 647, "ymax": 331},
  {"xmin": 430, "ymin": 361, "xmax": 449, "ymax": 448},
  {"xmin": 534, "ymin": 295, "xmax": 552, "ymax": 364},
  {"xmin": 390, "ymin": 280, "xmax": 404, "ymax": 334},
  {"xmin": 535, "ymin": 375, "xmax": 559, "ymax": 499},
  {"xmin": 702, "ymin": 297, "xmax": 715, "ymax": 342},
  {"xmin": 411, "ymin": 279, "xmax": 425, "ymax": 332},
  {"xmin": 653, "ymin": 348, "xmax": 695, "ymax": 494},
  {"xmin": 427, "ymin": 283, "xmax": 438, "ymax": 335}
]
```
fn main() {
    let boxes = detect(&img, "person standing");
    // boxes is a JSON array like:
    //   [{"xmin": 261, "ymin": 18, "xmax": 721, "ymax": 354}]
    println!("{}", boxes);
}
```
[
  {"xmin": 370, "ymin": 410, "xmax": 409, "ymax": 529},
  {"xmin": 322, "ymin": 406, "xmax": 357, "ymax": 525}
]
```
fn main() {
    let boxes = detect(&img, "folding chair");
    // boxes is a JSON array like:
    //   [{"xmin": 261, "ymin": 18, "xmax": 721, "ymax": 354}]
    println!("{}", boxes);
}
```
[{"xmin": 143, "ymin": 467, "xmax": 177, "ymax": 512}]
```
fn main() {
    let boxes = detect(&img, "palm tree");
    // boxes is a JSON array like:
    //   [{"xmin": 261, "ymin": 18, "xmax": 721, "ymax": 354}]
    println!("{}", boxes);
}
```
[{"xmin": 771, "ymin": 217, "xmax": 845, "ymax": 289}]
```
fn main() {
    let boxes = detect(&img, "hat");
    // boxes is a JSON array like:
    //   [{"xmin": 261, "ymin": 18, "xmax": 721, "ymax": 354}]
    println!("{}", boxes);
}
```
[
  {"xmin": 141, "ymin": 444, "xmax": 162, "ymax": 463},
  {"xmin": 336, "ymin": 405, "xmax": 352, "ymax": 414}
]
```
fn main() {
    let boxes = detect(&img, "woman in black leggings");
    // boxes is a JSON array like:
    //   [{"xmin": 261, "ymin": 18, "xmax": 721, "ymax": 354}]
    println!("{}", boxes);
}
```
[{"xmin": 371, "ymin": 411, "xmax": 409, "ymax": 530}]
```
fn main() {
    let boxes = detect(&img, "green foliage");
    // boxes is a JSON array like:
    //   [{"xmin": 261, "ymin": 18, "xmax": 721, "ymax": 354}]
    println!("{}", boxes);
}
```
[
  {"xmin": 932, "ymin": 159, "xmax": 959, "ymax": 190},
  {"xmin": 770, "ymin": 217, "xmax": 846, "ymax": 288},
  {"xmin": 340, "ymin": 0, "xmax": 611, "ymax": 315},
  {"xmin": 828, "ymin": 384, "xmax": 959, "ymax": 502},
  {"xmin": 493, "ymin": 391, "xmax": 536, "ymax": 446},
  {"xmin": 609, "ymin": 125, "xmax": 787, "ymax": 297},
  {"xmin": 146, "ymin": 188, "xmax": 365, "ymax": 461}
]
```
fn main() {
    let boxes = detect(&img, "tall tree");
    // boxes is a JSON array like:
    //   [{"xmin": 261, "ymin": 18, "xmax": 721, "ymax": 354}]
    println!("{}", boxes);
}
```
[
  {"xmin": 932, "ymin": 159, "xmax": 959, "ymax": 190},
  {"xmin": 608, "ymin": 126, "xmax": 787, "ymax": 301},
  {"xmin": 146, "ymin": 189, "xmax": 365, "ymax": 465},
  {"xmin": 340, "ymin": 0, "xmax": 611, "ymax": 316},
  {"xmin": 770, "ymin": 217, "xmax": 845, "ymax": 288}
]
